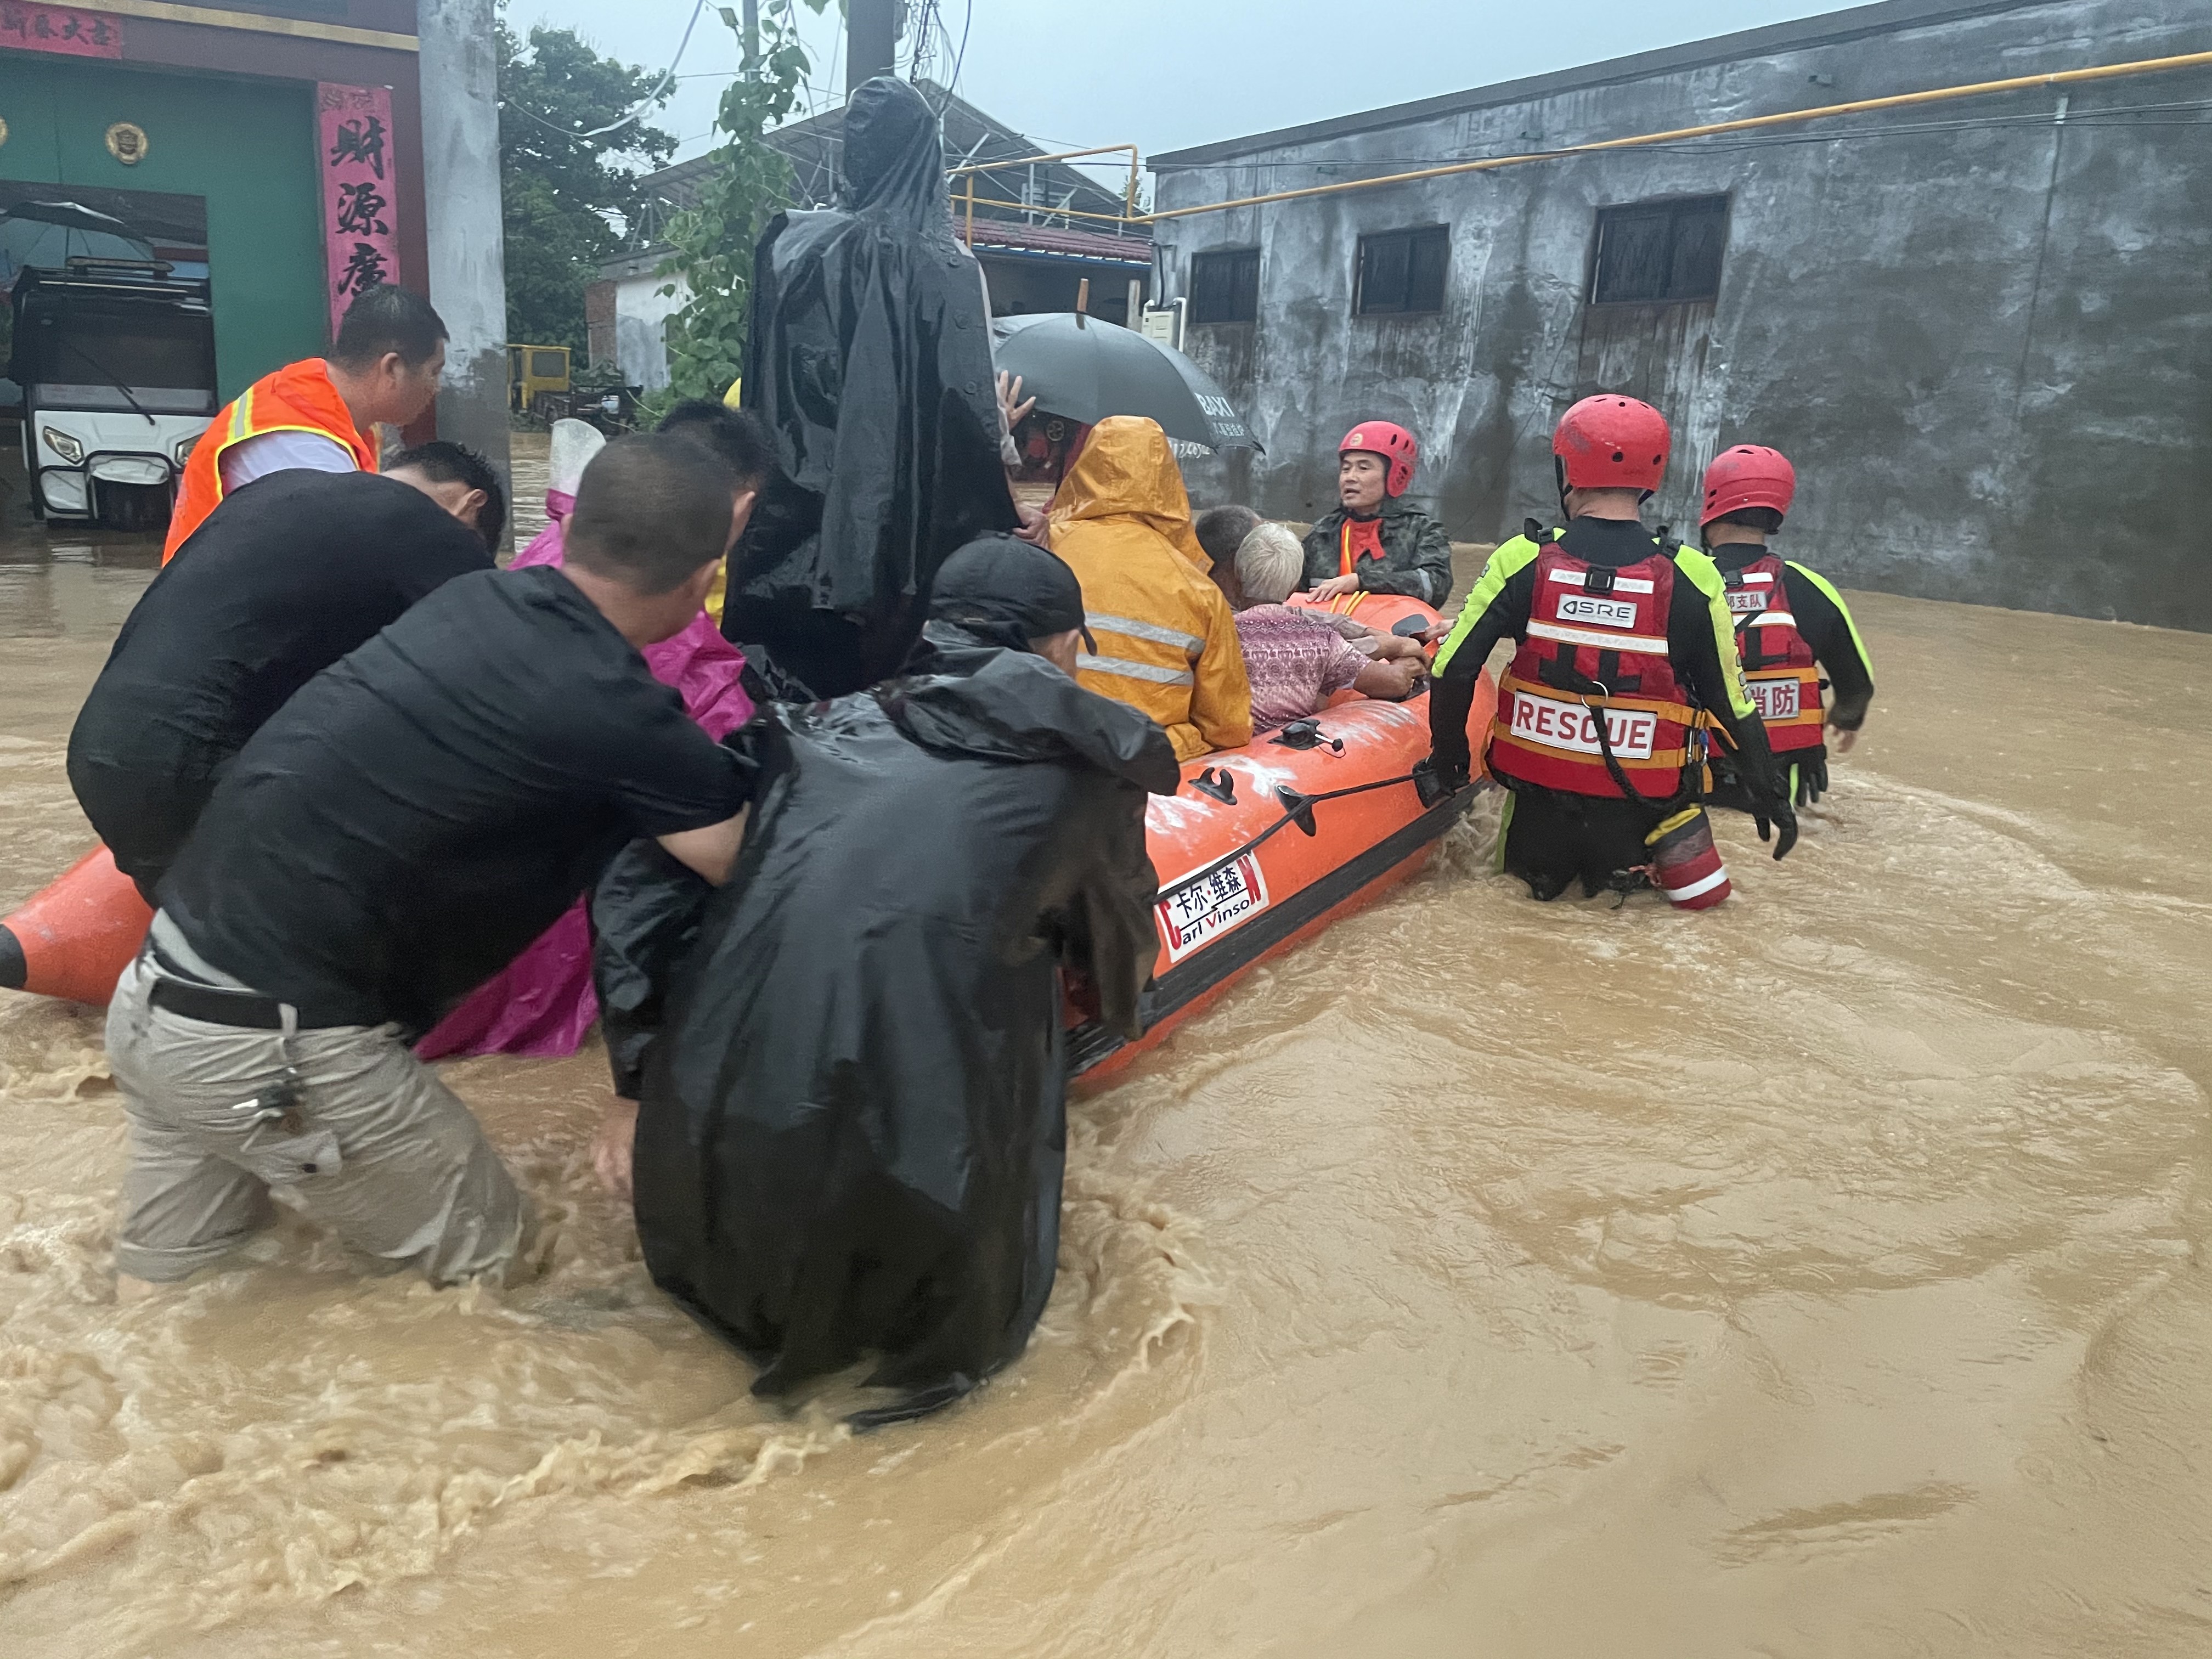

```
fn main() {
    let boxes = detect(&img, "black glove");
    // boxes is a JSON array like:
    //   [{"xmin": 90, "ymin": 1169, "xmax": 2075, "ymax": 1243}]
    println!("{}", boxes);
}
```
[
  {"xmin": 1413, "ymin": 757, "xmax": 1465, "ymax": 808},
  {"xmin": 1793, "ymin": 752, "xmax": 1830, "ymax": 808},
  {"xmin": 1752, "ymin": 785, "xmax": 1799, "ymax": 861}
]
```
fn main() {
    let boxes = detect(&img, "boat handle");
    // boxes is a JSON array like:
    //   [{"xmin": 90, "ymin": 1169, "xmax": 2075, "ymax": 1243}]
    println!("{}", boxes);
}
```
[{"xmin": 1188, "ymin": 768, "xmax": 1237, "ymax": 805}]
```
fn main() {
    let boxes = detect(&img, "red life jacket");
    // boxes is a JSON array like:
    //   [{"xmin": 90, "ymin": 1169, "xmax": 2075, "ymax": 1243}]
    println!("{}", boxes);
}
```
[
  {"xmin": 1489, "ymin": 539, "xmax": 1707, "ymax": 800},
  {"xmin": 1337, "ymin": 516, "xmax": 1386, "ymax": 576},
  {"xmin": 1720, "ymin": 551, "xmax": 1825, "ymax": 753}
]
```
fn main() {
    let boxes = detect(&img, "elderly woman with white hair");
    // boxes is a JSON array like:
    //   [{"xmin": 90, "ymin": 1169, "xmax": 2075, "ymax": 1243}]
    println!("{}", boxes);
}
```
[{"xmin": 1193, "ymin": 511, "xmax": 1425, "ymax": 734}]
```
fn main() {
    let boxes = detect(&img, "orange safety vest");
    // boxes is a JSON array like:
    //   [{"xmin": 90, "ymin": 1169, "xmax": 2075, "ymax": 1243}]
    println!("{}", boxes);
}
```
[
  {"xmin": 1489, "ymin": 541, "xmax": 1709, "ymax": 800},
  {"xmin": 1720, "ymin": 551, "xmax": 1825, "ymax": 753},
  {"xmin": 164, "ymin": 359, "xmax": 377, "ymax": 561}
]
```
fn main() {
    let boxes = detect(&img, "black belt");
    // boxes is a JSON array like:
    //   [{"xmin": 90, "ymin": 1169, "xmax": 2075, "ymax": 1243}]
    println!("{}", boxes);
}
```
[
  {"xmin": 145, "ymin": 945, "xmax": 290, "ymax": 1030},
  {"xmin": 148, "ymin": 975, "xmax": 289, "ymax": 1030}
]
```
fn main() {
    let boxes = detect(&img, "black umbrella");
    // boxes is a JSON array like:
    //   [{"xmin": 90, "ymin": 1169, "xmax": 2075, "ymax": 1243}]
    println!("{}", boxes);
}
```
[
  {"xmin": 3, "ymin": 199, "xmax": 134, "ymax": 233},
  {"xmin": 991, "ymin": 312, "xmax": 1262, "ymax": 453},
  {"xmin": 0, "ymin": 200, "xmax": 153, "ymax": 276}
]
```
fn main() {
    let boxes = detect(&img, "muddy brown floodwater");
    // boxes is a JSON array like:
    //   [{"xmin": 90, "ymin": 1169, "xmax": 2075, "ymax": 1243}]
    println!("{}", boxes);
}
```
[{"xmin": 0, "ymin": 516, "xmax": 2207, "ymax": 1656}]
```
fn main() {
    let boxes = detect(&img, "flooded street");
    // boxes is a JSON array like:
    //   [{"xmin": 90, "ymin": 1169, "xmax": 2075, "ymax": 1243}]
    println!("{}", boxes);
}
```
[{"xmin": 0, "ymin": 508, "xmax": 2205, "ymax": 1655}]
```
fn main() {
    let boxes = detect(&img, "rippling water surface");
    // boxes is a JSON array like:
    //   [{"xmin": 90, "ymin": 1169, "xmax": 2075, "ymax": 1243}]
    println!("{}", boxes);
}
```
[{"xmin": 0, "ymin": 514, "xmax": 2204, "ymax": 1656}]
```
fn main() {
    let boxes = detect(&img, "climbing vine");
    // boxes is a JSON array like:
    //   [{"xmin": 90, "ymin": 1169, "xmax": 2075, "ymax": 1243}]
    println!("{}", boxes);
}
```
[{"xmin": 656, "ymin": 2, "xmax": 830, "ymax": 407}]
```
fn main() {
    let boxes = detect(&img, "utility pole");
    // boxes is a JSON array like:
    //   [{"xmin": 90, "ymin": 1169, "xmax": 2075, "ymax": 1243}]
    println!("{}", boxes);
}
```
[
  {"xmin": 847, "ymin": 0, "xmax": 898, "ymax": 97},
  {"xmin": 741, "ymin": 0, "xmax": 758, "ymax": 75}
]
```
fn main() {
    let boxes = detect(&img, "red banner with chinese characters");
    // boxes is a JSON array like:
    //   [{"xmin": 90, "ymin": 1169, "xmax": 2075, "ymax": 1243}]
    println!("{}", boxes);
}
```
[
  {"xmin": 0, "ymin": 2, "xmax": 122, "ymax": 57},
  {"xmin": 316, "ymin": 83, "xmax": 401, "ymax": 340}
]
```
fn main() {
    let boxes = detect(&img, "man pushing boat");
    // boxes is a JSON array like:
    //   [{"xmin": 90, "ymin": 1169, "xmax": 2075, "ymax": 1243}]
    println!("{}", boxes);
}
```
[
  {"xmin": 105, "ymin": 435, "xmax": 754, "ymax": 1297},
  {"xmin": 590, "ymin": 534, "xmax": 1175, "ymax": 1425}
]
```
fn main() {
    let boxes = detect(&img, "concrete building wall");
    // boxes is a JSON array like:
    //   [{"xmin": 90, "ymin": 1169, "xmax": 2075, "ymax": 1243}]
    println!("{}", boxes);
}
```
[
  {"xmin": 416, "ymin": 0, "xmax": 511, "ymax": 497},
  {"xmin": 597, "ymin": 261, "xmax": 689, "ymax": 392},
  {"xmin": 1149, "ymin": 0, "xmax": 2212, "ymax": 628}
]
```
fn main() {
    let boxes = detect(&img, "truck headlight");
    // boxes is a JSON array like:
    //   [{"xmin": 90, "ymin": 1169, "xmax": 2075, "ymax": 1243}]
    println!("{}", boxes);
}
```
[
  {"xmin": 173, "ymin": 433, "xmax": 199, "ymax": 466},
  {"xmin": 41, "ymin": 427, "xmax": 85, "ymax": 465}
]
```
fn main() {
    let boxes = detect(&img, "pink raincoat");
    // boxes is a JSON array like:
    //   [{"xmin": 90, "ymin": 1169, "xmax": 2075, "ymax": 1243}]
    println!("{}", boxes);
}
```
[{"xmin": 415, "ymin": 455, "xmax": 755, "ymax": 1060}]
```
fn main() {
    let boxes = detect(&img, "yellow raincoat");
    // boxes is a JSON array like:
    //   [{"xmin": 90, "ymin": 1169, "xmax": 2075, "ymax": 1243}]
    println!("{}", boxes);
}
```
[{"xmin": 1047, "ymin": 417, "xmax": 1252, "ymax": 761}]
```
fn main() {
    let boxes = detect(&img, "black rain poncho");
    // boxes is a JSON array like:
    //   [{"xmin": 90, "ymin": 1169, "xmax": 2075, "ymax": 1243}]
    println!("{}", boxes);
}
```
[
  {"xmin": 592, "ymin": 625, "xmax": 1176, "ymax": 1423},
  {"xmin": 727, "ymin": 77, "xmax": 1017, "ymax": 699}
]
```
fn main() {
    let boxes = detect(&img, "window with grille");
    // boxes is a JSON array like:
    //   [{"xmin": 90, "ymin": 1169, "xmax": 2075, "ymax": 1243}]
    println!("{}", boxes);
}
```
[
  {"xmin": 1355, "ymin": 225, "xmax": 1449, "ymax": 315},
  {"xmin": 1589, "ymin": 196, "xmax": 1729, "ymax": 305},
  {"xmin": 1189, "ymin": 247, "xmax": 1260, "ymax": 325}
]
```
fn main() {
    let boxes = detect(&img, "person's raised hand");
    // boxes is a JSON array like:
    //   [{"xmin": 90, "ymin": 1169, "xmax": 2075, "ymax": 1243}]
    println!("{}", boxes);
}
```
[
  {"xmin": 591, "ymin": 1097, "xmax": 640, "ymax": 1200},
  {"xmin": 1309, "ymin": 573, "xmax": 1362, "ymax": 601},
  {"xmin": 1830, "ymin": 723, "xmax": 1859, "ymax": 754},
  {"xmin": 996, "ymin": 370, "xmax": 1036, "ymax": 431}
]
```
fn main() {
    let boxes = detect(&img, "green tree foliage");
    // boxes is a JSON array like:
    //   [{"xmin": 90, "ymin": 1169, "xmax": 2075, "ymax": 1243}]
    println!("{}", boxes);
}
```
[
  {"xmin": 497, "ymin": 19, "xmax": 678, "ymax": 356},
  {"xmin": 657, "ymin": 2, "xmax": 830, "ymax": 405}
]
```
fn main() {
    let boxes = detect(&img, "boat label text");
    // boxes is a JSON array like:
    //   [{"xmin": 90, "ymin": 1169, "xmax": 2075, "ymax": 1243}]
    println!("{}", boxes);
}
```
[{"xmin": 1158, "ymin": 853, "xmax": 1270, "ymax": 962}]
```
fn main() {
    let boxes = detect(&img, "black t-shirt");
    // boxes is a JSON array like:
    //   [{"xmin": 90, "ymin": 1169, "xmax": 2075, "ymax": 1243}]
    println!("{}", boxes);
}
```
[
  {"xmin": 67, "ymin": 471, "xmax": 492, "ymax": 885},
  {"xmin": 159, "ymin": 566, "xmax": 750, "ymax": 1033}
]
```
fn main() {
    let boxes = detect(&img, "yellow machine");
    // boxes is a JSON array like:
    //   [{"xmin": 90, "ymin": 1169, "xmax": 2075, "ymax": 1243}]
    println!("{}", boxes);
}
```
[{"xmin": 506, "ymin": 344, "xmax": 572, "ymax": 416}]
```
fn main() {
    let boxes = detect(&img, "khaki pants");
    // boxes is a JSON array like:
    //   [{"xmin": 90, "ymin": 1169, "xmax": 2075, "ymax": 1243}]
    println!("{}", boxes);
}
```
[{"xmin": 106, "ymin": 953, "xmax": 526, "ymax": 1285}]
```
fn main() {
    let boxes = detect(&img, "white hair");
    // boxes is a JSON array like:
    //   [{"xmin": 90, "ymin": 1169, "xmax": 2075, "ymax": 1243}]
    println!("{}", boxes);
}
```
[{"xmin": 1235, "ymin": 522, "xmax": 1306, "ymax": 605}]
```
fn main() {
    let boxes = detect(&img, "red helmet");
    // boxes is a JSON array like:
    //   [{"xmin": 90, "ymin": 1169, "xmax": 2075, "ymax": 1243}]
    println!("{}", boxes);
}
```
[
  {"xmin": 1339, "ymin": 421, "xmax": 1418, "ymax": 497},
  {"xmin": 1552, "ymin": 395, "xmax": 1670, "ymax": 492},
  {"xmin": 1700, "ymin": 444, "xmax": 1797, "ymax": 526}
]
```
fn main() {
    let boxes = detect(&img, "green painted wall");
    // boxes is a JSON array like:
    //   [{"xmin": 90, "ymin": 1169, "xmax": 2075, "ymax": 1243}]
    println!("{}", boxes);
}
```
[{"xmin": 0, "ymin": 57, "xmax": 324, "ymax": 399}]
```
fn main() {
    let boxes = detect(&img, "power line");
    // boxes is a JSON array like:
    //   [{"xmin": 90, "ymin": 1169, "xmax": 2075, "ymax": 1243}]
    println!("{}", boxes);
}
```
[
  {"xmin": 505, "ymin": 0, "xmax": 713, "ymax": 143},
  {"xmin": 580, "ymin": 0, "xmax": 713, "ymax": 137},
  {"xmin": 945, "ymin": 0, "xmax": 974, "ymax": 103}
]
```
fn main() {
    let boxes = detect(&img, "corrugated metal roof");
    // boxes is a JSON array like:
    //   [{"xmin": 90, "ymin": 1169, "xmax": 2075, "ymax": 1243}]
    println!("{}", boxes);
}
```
[
  {"xmin": 622, "ymin": 80, "xmax": 1149, "ymax": 250},
  {"xmin": 964, "ymin": 221, "xmax": 1153, "ymax": 264}
]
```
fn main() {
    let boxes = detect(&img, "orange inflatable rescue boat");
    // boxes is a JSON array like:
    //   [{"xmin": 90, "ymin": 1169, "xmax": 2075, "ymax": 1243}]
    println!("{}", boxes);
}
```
[
  {"xmin": 3, "ymin": 596, "xmax": 1494, "ymax": 1078},
  {"xmin": 1070, "ymin": 591, "xmax": 1493, "ymax": 1081},
  {"xmin": 0, "ymin": 845, "xmax": 153, "ymax": 1005}
]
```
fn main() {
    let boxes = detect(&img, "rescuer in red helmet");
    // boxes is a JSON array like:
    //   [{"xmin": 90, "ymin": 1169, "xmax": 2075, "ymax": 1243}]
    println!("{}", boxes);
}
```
[
  {"xmin": 1697, "ymin": 444, "xmax": 1874, "ymax": 811},
  {"xmin": 1299, "ymin": 420, "xmax": 1454, "ymax": 607},
  {"xmin": 1419, "ymin": 394, "xmax": 1796, "ymax": 904}
]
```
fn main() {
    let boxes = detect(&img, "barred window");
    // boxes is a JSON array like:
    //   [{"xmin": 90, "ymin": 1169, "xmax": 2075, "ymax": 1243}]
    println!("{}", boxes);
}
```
[
  {"xmin": 1590, "ymin": 196, "xmax": 1728, "ymax": 305},
  {"xmin": 1190, "ymin": 247, "xmax": 1260, "ymax": 325},
  {"xmin": 1355, "ymin": 225, "xmax": 1449, "ymax": 315}
]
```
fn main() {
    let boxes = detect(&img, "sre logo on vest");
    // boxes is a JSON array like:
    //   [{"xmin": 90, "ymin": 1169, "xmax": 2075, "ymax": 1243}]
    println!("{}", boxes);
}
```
[{"xmin": 1556, "ymin": 595, "xmax": 1639, "ymax": 629}]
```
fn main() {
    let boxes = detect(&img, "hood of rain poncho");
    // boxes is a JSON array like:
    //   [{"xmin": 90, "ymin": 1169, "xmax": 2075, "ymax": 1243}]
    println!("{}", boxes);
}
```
[
  {"xmin": 594, "ymin": 635, "xmax": 1171, "ymax": 1425},
  {"xmin": 1046, "ymin": 415, "xmax": 1209, "ymax": 569},
  {"xmin": 727, "ymin": 75, "xmax": 1016, "ymax": 699}
]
